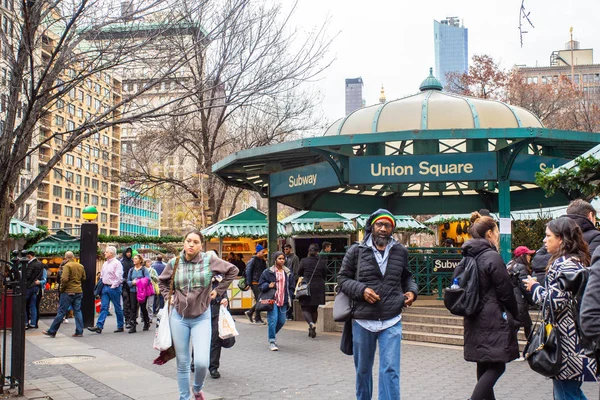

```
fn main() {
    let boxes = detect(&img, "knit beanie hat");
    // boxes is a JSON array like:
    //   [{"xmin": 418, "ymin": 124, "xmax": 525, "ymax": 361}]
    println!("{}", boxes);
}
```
[
  {"xmin": 255, "ymin": 244, "xmax": 264, "ymax": 253},
  {"xmin": 365, "ymin": 209, "xmax": 396, "ymax": 234}
]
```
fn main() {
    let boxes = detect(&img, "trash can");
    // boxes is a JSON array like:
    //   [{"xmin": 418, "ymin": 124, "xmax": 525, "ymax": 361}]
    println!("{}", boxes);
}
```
[{"xmin": 0, "ymin": 290, "xmax": 14, "ymax": 329}]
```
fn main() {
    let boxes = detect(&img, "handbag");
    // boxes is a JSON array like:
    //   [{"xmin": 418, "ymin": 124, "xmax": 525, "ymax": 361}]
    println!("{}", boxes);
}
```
[
  {"xmin": 333, "ymin": 248, "xmax": 362, "ymax": 322},
  {"xmin": 237, "ymin": 277, "xmax": 250, "ymax": 291},
  {"xmin": 523, "ymin": 293, "xmax": 562, "ymax": 377},
  {"xmin": 295, "ymin": 264, "xmax": 318, "ymax": 299},
  {"xmin": 256, "ymin": 287, "xmax": 276, "ymax": 312},
  {"xmin": 93, "ymin": 279, "xmax": 104, "ymax": 297}
]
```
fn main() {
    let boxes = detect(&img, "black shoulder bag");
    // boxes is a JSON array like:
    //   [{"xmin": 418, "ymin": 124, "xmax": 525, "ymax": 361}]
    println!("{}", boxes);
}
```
[
  {"xmin": 295, "ymin": 262, "xmax": 318, "ymax": 299},
  {"xmin": 523, "ymin": 292, "xmax": 562, "ymax": 377},
  {"xmin": 333, "ymin": 247, "xmax": 362, "ymax": 322}
]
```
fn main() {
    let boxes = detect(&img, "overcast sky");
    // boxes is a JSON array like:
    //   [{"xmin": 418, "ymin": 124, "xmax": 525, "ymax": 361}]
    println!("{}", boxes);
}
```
[{"xmin": 289, "ymin": 0, "xmax": 600, "ymax": 126}]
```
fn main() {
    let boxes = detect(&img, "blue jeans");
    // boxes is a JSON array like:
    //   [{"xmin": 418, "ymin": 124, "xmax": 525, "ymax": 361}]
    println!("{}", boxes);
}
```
[
  {"xmin": 96, "ymin": 286, "xmax": 124, "ymax": 329},
  {"xmin": 553, "ymin": 379, "xmax": 587, "ymax": 400},
  {"xmin": 170, "ymin": 307, "xmax": 211, "ymax": 400},
  {"xmin": 48, "ymin": 293, "xmax": 83, "ymax": 334},
  {"xmin": 267, "ymin": 304, "xmax": 287, "ymax": 342},
  {"xmin": 25, "ymin": 287, "xmax": 39, "ymax": 326},
  {"xmin": 352, "ymin": 320, "xmax": 402, "ymax": 400}
]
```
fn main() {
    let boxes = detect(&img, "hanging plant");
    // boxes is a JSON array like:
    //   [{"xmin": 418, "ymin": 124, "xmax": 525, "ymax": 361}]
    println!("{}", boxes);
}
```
[{"xmin": 536, "ymin": 155, "xmax": 600, "ymax": 197}]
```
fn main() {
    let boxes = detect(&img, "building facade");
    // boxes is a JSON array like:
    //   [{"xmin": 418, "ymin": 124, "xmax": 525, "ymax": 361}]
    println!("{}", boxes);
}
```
[
  {"xmin": 434, "ymin": 17, "xmax": 468, "ymax": 89},
  {"xmin": 345, "ymin": 77, "xmax": 364, "ymax": 116},
  {"xmin": 119, "ymin": 188, "xmax": 161, "ymax": 236},
  {"xmin": 516, "ymin": 40, "xmax": 600, "ymax": 95}
]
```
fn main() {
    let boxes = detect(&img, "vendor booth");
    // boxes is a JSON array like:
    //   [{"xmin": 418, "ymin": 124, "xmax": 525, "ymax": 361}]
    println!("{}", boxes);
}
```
[{"xmin": 201, "ymin": 207, "xmax": 285, "ymax": 311}]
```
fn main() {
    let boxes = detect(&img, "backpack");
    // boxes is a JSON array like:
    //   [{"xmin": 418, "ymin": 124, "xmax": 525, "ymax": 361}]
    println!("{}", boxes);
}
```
[{"xmin": 444, "ymin": 252, "xmax": 486, "ymax": 317}]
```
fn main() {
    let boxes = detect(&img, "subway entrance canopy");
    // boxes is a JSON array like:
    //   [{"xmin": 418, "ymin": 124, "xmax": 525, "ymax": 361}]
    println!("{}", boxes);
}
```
[{"xmin": 213, "ymin": 70, "xmax": 600, "ymax": 260}]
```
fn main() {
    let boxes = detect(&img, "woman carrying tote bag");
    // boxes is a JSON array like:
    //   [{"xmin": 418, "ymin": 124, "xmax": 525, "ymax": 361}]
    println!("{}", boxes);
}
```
[
  {"xmin": 524, "ymin": 218, "xmax": 597, "ymax": 399},
  {"xmin": 297, "ymin": 243, "xmax": 327, "ymax": 338}
]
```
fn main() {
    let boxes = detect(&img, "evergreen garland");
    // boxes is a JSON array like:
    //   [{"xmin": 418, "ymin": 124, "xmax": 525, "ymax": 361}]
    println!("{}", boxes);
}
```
[{"xmin": 536, "ymin": 155, "xmax": 600, "ymax": 197}]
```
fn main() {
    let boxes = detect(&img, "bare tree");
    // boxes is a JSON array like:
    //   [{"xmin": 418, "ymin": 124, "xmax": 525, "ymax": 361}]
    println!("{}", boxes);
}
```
[
  {"xmin": 121, "ymin": 0, "xmax": 333, "ymax": 229},
  {"xmin": 0, "ymin": 0, "xmax": 242, "ymax": 258}
]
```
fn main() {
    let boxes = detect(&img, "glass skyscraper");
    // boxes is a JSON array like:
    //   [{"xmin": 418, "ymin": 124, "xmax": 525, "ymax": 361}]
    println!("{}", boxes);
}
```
[{"xmin": 434, "ymin": 17, "xmax": 468, "ymax": 89}]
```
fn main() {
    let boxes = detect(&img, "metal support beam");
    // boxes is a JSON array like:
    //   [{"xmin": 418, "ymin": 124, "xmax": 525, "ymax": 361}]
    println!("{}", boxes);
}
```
[
  {"xmin": 498, "ymin": 179, "xmax": 511, "ymax": 263},
  {"xmin": 267, "ymin": 197, "xmax": 278, "ymax": 259}
]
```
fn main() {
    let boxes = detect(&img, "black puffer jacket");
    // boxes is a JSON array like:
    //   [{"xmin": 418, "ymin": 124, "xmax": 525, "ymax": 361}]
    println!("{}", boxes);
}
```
[
  {"xmin": 120, "ymin": 247, "xmax": 134, "ymax": 288},
  {"xmin": 581, "ymin": 246, "xmax": 600, "ymax": 365},
  {"xmin": 462, "ymin": 239, "xmax": 519, "ymax": 363},
  {"xmin": 337, "ymin": 241, "xmax": 418, "ymax": 321},
  {"xmin": 245, "ymin": 255, "xmax": 267, "ymax": 285},
  {"xmin": 531, "ymin": 246, "xmax": 550, "ymax": 287},
  {"xmin": 507, "ymin": 260, "xmax": 534, "ymax": 327}
]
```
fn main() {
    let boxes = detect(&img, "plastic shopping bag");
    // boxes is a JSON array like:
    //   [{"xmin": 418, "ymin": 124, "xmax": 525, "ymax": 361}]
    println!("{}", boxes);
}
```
[
  {"xmin": 153, "ymin": 306, "xmax": 172, "ymax": 351},
  {"xmin": 218, "ymin": 305, "xmax": 239, "ymax": 340}
]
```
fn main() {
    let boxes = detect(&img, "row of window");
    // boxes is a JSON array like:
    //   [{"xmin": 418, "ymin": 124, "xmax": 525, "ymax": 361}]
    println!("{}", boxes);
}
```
[
  {"xmin": 119, "ymin": 223, "xmax": 159, "ymax": 236},
  {"xmin": 46, "ymin": 222, "xmax": 109, "ymax": 236},
  {"xmin": 120, "ymin": 205, "xmax": 160, "ymax": 220},
  {"xmin": 526, "ymin": 73, "xmax": 600, "ymax": 85},
  {"xmin": 52, "ymin": 185, "xmax": 110, "ymax": 205},
  {"xmin": 51, "ymin": 203, "xmax": 109, "ymax": 223}
]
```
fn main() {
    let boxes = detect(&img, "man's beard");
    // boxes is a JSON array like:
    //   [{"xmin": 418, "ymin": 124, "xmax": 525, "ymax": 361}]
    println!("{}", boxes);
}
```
[{"xmin": 373, "ymin": 233, "xmax": 391, "ymax": 247}]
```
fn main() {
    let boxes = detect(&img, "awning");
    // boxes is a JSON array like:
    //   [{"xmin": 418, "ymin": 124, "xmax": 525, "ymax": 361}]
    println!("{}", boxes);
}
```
[
  {"xmin": 280, "ymin": 211, "xmax": 356, "ymax": 234},
  {"xmin": 201, "ymin": 207, "xmax": 285, "ymax": 239},
  {"xmin": 9, "ymin": 218, "xmax": 40, "ymax": 236},
  {"xmin": 29, "ymin": 230, "xmax": 80, "ymax": 254}
]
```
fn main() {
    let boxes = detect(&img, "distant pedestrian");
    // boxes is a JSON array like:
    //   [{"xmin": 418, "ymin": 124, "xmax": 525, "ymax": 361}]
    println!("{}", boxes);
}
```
[
  {"xmin": 283, "ymin": 244, "xmax": 300, "ymax": 320},
  {"xmin": 297, "ymin": 243, "xmax": 326, "ymax": 338},
  {"xmin": 234, "ymin": 253, "xmax": 246, "ymax": 278},
  {"xmin": 158, "ymin": 229, "xmax": 237, "ymax": 400},
  {"xmin": 245, "ymin": 245, "xmax": 268, "ymax": 324},
  {"xmin": 506, "ymin": 246, "xmax": 535, "ymax": 345},
  {"xmin": 259, "ymin": 251, "xmax": 294, "ymax": 351},
  {"xmin": 145, "ymin": 259, "xmax": 159, "ymax": 323},
  {"xmin": 33, "ymin": 266, "xmax": 47, "ymax": 328},
  {"xmin": 337, "ymin": 209, "xmax": 417, "ymax": 400},
  {"xmin": 43, "ymin": 252, "xmax": 85, "ymax": 338},
  {"xmin": 87, "ymin": 246, "xmax": 125, "ymax": 334},
  {"xmin": 24, "ymin": 251, "xmax": 44, "ymax": 329},
  {"xmin": 208, "ymin": 274, "xmax": 234, "ymax": 379},
  {"xmin": 127, "ymin": 254, "xmax": 151, "ymax": 333},
  {"xmin": 462, "ymin": 211, "xmax": 519, "ymax": 400},
  {"xmin": 120, "ymin": 247, "xmax": 134, "ymax": 329},
  {"xmin": 322, "ymin": 241, "xmax": 332, "ymax": 253},
  {"xmin": 151, "ymin": 256, "xmax": 167, "ymax": 312}
]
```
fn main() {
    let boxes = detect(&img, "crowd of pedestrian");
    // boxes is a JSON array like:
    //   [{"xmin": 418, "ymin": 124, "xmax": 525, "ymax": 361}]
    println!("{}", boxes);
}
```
[{"xmin": 28, "ymin": 197, "xmax": 600, "ymax": 399}]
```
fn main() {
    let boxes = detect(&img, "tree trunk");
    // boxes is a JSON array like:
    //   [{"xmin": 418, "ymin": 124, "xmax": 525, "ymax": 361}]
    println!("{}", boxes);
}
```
[{"xmin": 0, "ymin": 191, "xmax": 15, "ymax": 261}]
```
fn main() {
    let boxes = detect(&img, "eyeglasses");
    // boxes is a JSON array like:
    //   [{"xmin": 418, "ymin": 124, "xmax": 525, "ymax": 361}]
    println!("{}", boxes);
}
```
[{"xmin": 374, "ymin": 221, "xmax": 393, "ymax": 229}]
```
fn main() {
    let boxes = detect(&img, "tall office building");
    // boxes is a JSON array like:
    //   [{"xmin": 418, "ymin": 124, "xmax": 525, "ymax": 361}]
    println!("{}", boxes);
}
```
[
  {"xmin": 345, "ymin": 77, "xmax": 364, "ymax": 115},
  {"xmin": 434, "ymin": 17, "xmax": 468, "ymax": 89}
]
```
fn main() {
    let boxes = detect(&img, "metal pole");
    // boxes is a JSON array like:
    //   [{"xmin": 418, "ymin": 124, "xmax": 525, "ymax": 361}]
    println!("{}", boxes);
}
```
[
  {"xmin": 10, "ymin": 251, "xmax": 27, "ymax": 394},
  {"xmin": 267, "ymin": 197, "xmax": 278, "ymax": 257},
  {"xmin": 80, "ymin": 223, "xmax": 98, "ymax": 328},
  {"xmin": 497, "ymin": 179, "xmax": 512, "ymax": 263}
]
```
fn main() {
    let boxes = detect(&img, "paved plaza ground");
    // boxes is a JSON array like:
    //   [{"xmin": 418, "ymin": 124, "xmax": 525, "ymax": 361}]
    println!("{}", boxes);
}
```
[{"xmin": 15, "ymin": 313, "xmax": 600, "ymax": 399}]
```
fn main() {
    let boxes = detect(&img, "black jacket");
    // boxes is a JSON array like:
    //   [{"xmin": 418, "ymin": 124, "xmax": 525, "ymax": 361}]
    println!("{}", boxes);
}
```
[
  {"xmin": 532, "ymin": 214, "xmax": 600, "ymax": 287},
  {"xmin": 245, "ymin": 255, "xmax": 267, "ymax": 285},
  {"xmin": 25, "ymin": 258, "xmax": 44, "ymax": 289},
  {"xmin": 581, "ymin": 247, "xmax": 600, "ymax": 358},
  {"xmin": 297, "ymin": 255, "xmax": 327, "ymax": 306},
  {"xmin": 462, "ymin": 239, "xmax": 519, "ymax": 363},
  {"xmin": 120, "ymin": 247, "xmax": 134, "ymax": 288},
  {"xmin": 507, "ymin": 260, "xmax": 534, "ymax": 326},
  {"xmin": 337, "ymin": 241, "xmax": 418, "ymax": 321}
]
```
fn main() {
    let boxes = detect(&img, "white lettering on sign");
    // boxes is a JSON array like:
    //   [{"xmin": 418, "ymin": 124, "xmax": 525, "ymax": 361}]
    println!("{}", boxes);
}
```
[
  {"xmin": 539, "ymin": 163, "xmax": 556, "ymax": 171},
  {"xmin": 433, "ymin": 258, "xmax": 460, "ymax": 272},
  {"xmin": 369, "ymin": 161, "xmax": 476, "ymax": 178},
  {"xmin": 288, "ymin": 174, "xmax": 317, "ymax": 188}
]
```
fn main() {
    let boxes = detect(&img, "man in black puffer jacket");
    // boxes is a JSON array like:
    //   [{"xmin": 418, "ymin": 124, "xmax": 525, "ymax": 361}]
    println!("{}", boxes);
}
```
[
  {"xmin": 338, "ymin": 209, "xmax": 418, "ymax": 400},
  {"xmin": 532, "ymin": 199, "xmax": 600, "ymax": 286},
  {"xmin": 244, "ymin": 245, "xmax": 267, "ymax": 324}
]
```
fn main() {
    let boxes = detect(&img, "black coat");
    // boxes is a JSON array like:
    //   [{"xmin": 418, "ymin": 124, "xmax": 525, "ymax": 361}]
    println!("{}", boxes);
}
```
[
  {"xmin": 581, "ymin": 246, "xmax": 600, "ymax": 353},
  {"xmin": 245, "ymin": 255, "xmax": 267, "ymax": 285},
  {"xmin": 531, "ymin": 246, "xmax": 550, "ymax": 287},
  {"xmin": 507, "ymin": 260, "xmax": 534, "ymax": 327},
  {"xmin": 337, "ymin": 240, "xmax": 418, "ymax": 321},
  {"xmin": 462, "ymin": 239, "xmax": 519, "ymax": 363},
  {"xmin": 120, "ymin": 247, "xmax": 134, "ymax": 288},
  {"xmin": 25, "ymin": 258, "xmax": 44, "ymax": 289},
  {"xmin": 297, "ymin": 255, "xmax": 326, "ymax": 306}
]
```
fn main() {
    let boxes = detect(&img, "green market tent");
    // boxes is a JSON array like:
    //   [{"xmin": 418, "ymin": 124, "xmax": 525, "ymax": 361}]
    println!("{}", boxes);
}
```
[
  {"xmin": 280, "ymin": 211, "xmax": 355, "ymax": 235},
  {"xmin": 29, "ymin": 230, "xmax": 80, "ymax": 255},
  {"xmin": 9, "ymin": 218, "xmax": 40, "ymax": 236},
  {"xmin": 201, "ymin": 207, "xmax": 285, "ymax": 239}
]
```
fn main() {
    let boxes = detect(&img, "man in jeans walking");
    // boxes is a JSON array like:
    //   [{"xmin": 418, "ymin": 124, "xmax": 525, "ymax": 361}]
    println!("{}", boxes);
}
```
[
  {"xmin": 245, "ymin": 245, "xmax": 267, "ymax": 324},
  {"xmin": 87, "ymin": 246, "xmax": 125, "ymax": 334},
  {"xmin": 43, "ymin": 251, "xmax": 86, "ymax": 337}
]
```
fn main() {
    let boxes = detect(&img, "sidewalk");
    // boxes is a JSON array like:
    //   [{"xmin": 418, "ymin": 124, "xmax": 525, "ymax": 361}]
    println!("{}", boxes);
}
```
[{"xmin": 20, "ymin": 317, "xmax": 222, "ymax": 400}]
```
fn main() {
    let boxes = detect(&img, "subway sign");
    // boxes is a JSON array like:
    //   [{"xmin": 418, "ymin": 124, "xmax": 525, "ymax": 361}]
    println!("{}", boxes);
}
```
[
  {"xmin": 269, "ymin": 162, "xmax": 340, "ymax": 197},
  {"xmin": 349, "ymin": 153, "xmax": 497, "ymax": 184},
  {"xmin": 509, "ymin": 154, "xmax": 569, "ymax": 182}
]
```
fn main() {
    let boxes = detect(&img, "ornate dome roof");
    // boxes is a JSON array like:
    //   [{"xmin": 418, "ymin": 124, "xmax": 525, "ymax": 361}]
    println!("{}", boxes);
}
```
[{"xmin": 325, "ymin": 70, "xmax": 543, "ymax": 136}]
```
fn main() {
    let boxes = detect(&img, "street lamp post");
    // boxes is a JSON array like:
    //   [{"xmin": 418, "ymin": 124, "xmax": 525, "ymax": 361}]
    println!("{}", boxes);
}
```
[{"xmin": 80, "ymin": 206, "xmax": 98, "ymax": 328}]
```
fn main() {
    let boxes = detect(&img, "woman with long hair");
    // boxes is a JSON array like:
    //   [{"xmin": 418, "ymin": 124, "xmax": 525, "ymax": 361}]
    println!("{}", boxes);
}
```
[
  {"xmin": 127, "ymin": 254, "xmax": 151, "ymax": 333},
  {"xmin": 524, "ymin": 218, "xmax": 596, "ymax": 399},
  {"xmin": 506, "ymin": 246, "xmax": 536, "ymax": 344},
  {"xmin": 462, "ymin": 211, "xmax": 519, "ymax": 400},
  {"xmin": 158, "ymin": 230, "xmax": 238, "ymax": 400},
  {"xmin": 258, "ymin": 251, "xmax": 294, "ymax": 351},
  {"xmin": 297, "ymin": 243, "xmax": 327, "ymax": 338}
]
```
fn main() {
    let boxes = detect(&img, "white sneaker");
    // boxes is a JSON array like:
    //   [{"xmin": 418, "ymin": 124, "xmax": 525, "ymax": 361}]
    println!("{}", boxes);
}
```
[
  {"xmin": 517, "ymin": 356, "xmax": 525, "ymax": 361},
  {"xmin": 269, "ymin": 342, "xmax": 278, "ymax": 351},
  {"xmin": 63, "ymin": 318, "xmax": 69, "ymax": 324}
]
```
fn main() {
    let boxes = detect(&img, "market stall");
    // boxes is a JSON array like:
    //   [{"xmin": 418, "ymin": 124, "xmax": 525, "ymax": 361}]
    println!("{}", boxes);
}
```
[{"xmin": 201, "ymin": 207, "xmax": 285, "ymax": 311}]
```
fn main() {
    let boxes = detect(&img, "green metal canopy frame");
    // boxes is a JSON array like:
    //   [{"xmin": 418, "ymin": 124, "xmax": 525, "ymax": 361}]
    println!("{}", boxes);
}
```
[{"xmin": 213, "ymin": 75, "xmax": 600, "ymax": 261}]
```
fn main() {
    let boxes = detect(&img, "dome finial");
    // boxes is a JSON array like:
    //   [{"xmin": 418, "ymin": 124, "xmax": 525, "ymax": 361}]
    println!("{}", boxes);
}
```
[
  {"xmin": 419, "ymin": 68, "xmax": 443, "ymax": 91},
  {"xmin": 379, "ymin": 84, "xmax": 386, "ymax": 103}
]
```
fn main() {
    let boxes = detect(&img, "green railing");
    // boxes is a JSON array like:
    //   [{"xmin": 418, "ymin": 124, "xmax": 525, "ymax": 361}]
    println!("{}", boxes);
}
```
[{"xmin": 322, "ymin": 247, "xmax": 461, "ymax": 299}]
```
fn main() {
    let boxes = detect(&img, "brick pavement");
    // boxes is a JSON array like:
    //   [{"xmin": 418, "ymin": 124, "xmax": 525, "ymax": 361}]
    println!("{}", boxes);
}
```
[{"xmin": 30, "ymin": 313, "xmax": 598, "ymax": 400}]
